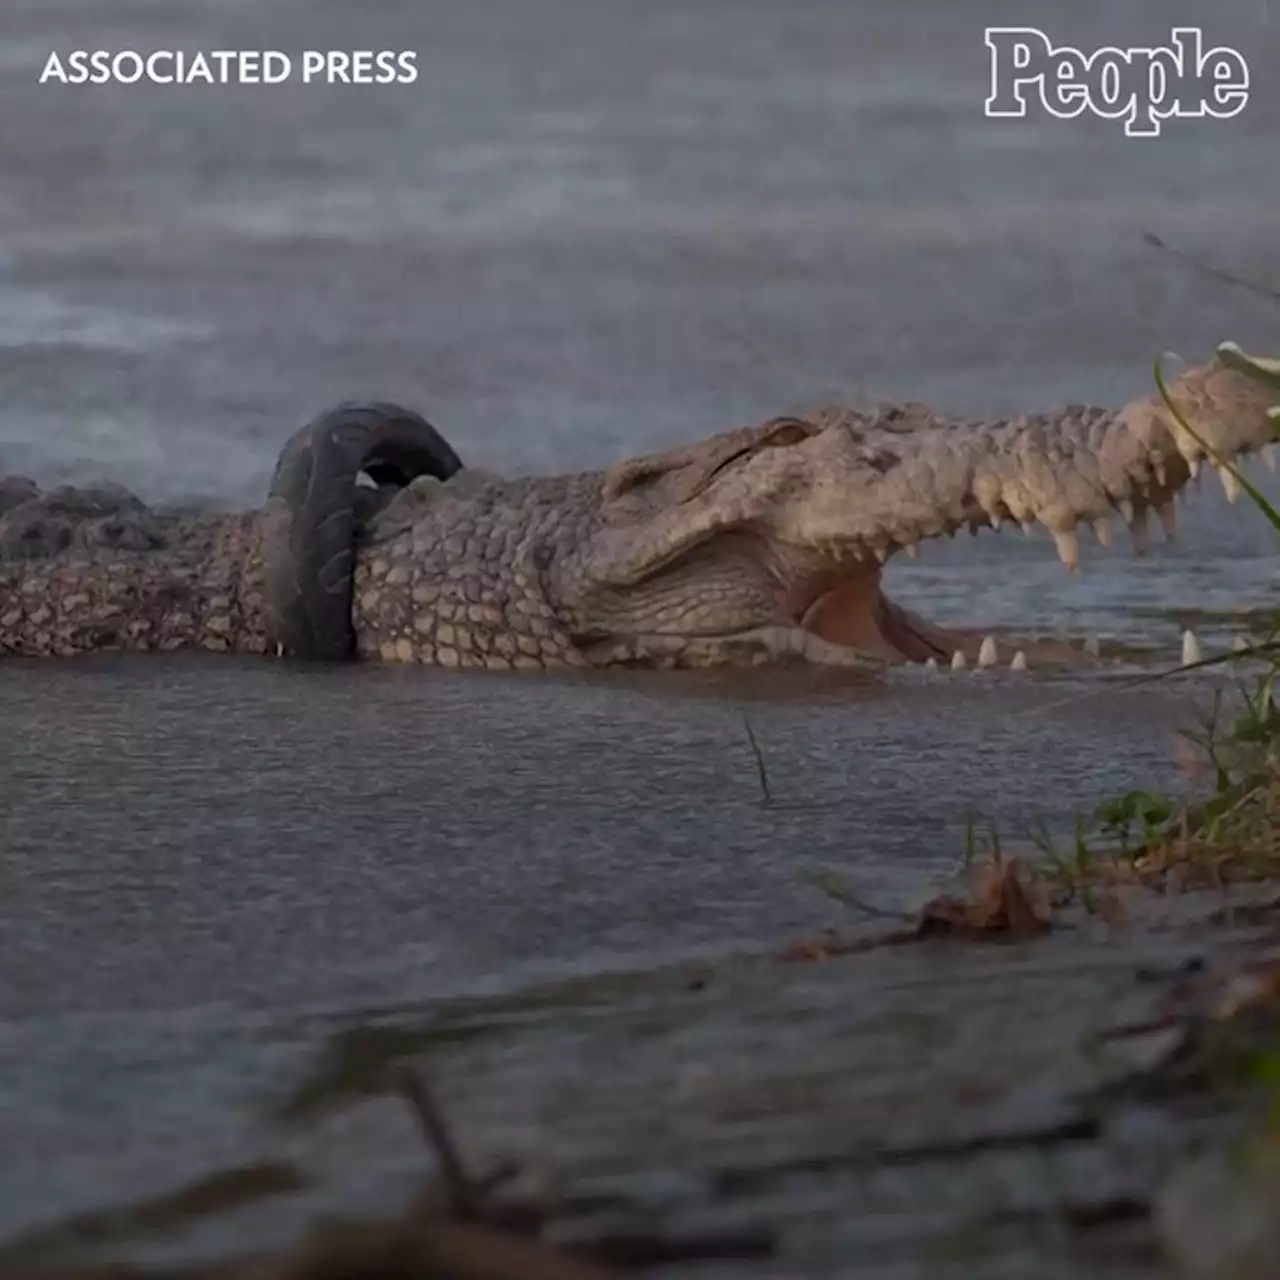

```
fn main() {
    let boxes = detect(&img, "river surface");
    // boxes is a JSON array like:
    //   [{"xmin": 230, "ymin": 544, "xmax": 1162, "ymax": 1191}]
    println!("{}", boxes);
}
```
[{"xmin": 2, "ymin": 0, "xmax": 1280, "ymax": 1270}]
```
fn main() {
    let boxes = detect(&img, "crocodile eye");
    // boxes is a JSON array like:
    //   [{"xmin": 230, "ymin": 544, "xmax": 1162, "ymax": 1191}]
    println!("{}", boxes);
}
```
[
  {"xmin": 610, "ymin": 464, "xmax": 668, "ymax": 496},
  {"xmin": 759, "ymin": 417, "xmax": 813, "ymax": 448}
]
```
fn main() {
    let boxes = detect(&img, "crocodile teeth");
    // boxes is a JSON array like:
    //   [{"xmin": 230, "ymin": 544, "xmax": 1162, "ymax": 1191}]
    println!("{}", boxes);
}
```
[
  {"xmin": 924, "ymin": 656, "xmax": 939, "ymax": 671},
  {"xmin": 1216, "ymin": 466, "xmax": 1243, "ymax": 504},
  {"xmin": 1156, "ymin": 500, "xmax": 1177, "ymax": 539},
  {"xmin": 1091, "ymin": 517, "xmax": 1113, "ymax": 547},
  {"xmin": 1083, "ymin": 635, "xmax": 1101, "ymax": 657},
  {"xmin": 1233, "ymin": 635, "xmax": 1250, "ymax": 652},
  {"xmin": 1153, "ymin": 458, "xmax": 1167, "ymax": 487},
  {"xmin": 1053, "ymin": 531, "xmax": 1079, "ymax": 572},
  {"xmin": 1181, "ymin": 629, "xmax": 1203, "ymax": 667},
  {"xmin": 1020, "ymin": 520, "xmax": 1035, "ymax": 536},
  {"xmin": 977, "ymin": 635, "xmax": 998, "ymax": 668},
  {"xmin": 1264, "ymin": 444, "xmax": 1280, "ymax": 473},
  {"xmin": 990, "ymin": 515, "xmax": 1003, "ymax": 531},
  {"xmin": 1009, "ymin": 651, "xmax": 1028, "ymax": 671},
  {"xmin": 1118, "ymin": 499, "xmax": 1135, "ymax": 524},
  {"xmin": 1188, "ymin": 457, "xmax": 1201, "ymax": 480},
  {"xmin": 951, "ymin": 649, "xmax": 967, "ymax": 670},
  {"xmin": 904, "ymin": 543, "xmax": 919, "ymax": 559},
  {"xmin": 875, "ymin": 547, "xmax": 888, "ymax": 563}
]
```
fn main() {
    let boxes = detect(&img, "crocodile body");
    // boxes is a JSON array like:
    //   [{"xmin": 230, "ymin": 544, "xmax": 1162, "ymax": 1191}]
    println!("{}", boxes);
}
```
[{"xmin": 2, "ymin": 352, "xmax": 1277, "ymax": 670}]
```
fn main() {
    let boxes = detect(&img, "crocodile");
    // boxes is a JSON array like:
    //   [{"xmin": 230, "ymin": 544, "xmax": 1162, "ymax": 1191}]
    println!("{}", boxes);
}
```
[{"xmin": 2, "ymin": 346, "xmax": 1278, "ymax": 672}]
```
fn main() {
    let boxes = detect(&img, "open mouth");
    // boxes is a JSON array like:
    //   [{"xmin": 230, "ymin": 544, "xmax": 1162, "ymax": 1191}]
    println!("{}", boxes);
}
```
[
  {"xmin": 780, "ymin": 342, "xmax": 1280, "ymax": 671},
  {"xmin": 793, "ymin": 564, "xmax": 1088, "ymax": 670},
  {"xmin": 798, "ymin": 572, "xmax": 954, "ymax": 663}
]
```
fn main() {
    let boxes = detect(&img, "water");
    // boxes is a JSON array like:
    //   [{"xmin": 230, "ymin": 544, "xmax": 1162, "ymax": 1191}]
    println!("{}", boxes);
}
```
[{"xmin": 2, "ymin": 0, "xmax": 1280, "ymax": 1269}]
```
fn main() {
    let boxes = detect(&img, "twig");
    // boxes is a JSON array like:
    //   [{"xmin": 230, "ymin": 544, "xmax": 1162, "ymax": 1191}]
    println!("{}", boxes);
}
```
[
  {"xmin": 742, "ymin": 714, "xmax": 772, "ymax": 805},
  {"xmin": 400, "ymin": 1068, "xmax": 477, "ymax": 1218},
  {"xmin": 800, "ymin": 868, "xmax": 915, "ymax": 922},
  {"xmin": 1141, "ymin": 231, "xmax": 1280, "ymax": 307}
]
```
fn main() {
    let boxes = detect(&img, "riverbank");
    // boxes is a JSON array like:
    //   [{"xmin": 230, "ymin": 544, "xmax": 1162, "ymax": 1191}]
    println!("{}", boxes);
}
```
[{"xmin": 4, "ymin": 859, "xmax": 1280, "ymax": 1279}]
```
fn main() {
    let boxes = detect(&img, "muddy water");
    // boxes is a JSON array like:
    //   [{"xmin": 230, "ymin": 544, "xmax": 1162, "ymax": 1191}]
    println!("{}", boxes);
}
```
[{"xmin": 2, "ymin": 0, "xmax": 1280, "ymax": 1271}]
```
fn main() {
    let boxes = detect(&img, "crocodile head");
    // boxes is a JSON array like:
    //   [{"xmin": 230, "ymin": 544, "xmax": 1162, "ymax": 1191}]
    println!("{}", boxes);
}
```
[{"xmin": 555, "ymin": 349, "xmax": 1280, "ymax": 668}]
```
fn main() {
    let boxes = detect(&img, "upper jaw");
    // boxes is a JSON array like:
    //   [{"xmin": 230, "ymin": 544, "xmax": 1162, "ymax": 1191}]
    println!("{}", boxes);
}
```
[{"xmin": 769, "ymin": 354, "xmax": 1280, "ymax": 578}]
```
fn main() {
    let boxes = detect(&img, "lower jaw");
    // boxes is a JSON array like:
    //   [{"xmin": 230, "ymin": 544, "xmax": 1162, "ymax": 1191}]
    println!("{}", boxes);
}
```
[
  {"xmin": 877, "ymin": 597, "xmax": 954, "ymax": 662},
  {"xmin": 886, "ymin": 599, "xmax": 1093, "ymax": 667},
  {"xmin": 802, "ymin": 589, "xmax": 1092, "ymax": 669}
]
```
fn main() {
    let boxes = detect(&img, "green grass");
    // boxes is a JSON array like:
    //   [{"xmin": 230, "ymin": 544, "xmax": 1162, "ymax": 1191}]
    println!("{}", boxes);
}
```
[{"xmin": 1034, "ymin": 344, "xmax": 1280, "ymax": 896}]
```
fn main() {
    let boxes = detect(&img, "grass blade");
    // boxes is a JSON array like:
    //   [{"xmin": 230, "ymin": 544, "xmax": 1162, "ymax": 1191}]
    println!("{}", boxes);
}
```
[{"xmin": 1154, "ymin": 353, "xmax": 1280, "ymax": 537}]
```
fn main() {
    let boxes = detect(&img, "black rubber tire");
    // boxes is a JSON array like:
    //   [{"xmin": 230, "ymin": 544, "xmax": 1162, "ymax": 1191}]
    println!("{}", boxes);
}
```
[{"xmin": 262, "ymin": 402, "xmax": 463, "ymax": 662}]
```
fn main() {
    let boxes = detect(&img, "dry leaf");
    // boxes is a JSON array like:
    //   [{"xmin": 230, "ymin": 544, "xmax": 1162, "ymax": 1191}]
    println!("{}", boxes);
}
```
[{"xmin": 917, "ymin": 857, "xmax": 1051, "ymax": 938}]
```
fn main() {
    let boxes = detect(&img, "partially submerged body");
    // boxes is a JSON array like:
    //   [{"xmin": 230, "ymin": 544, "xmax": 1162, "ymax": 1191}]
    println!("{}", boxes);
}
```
[
  {"xmin": 0, "ymin": 492, "xmax": 270, "ymax": 657},
  {"xmin": 2, "ymin": 349, "xmax": 1277, "ymax": 671}
]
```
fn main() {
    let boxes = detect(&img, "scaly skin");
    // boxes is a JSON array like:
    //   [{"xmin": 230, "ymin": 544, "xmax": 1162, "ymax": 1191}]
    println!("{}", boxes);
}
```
[
  {"xmin": 0, "ymin": 486, "xmax": 270, "ymax": 656},
  {"xmin": 2, "ymin": 354, "xmax": 1276, "ymax": 669}
]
